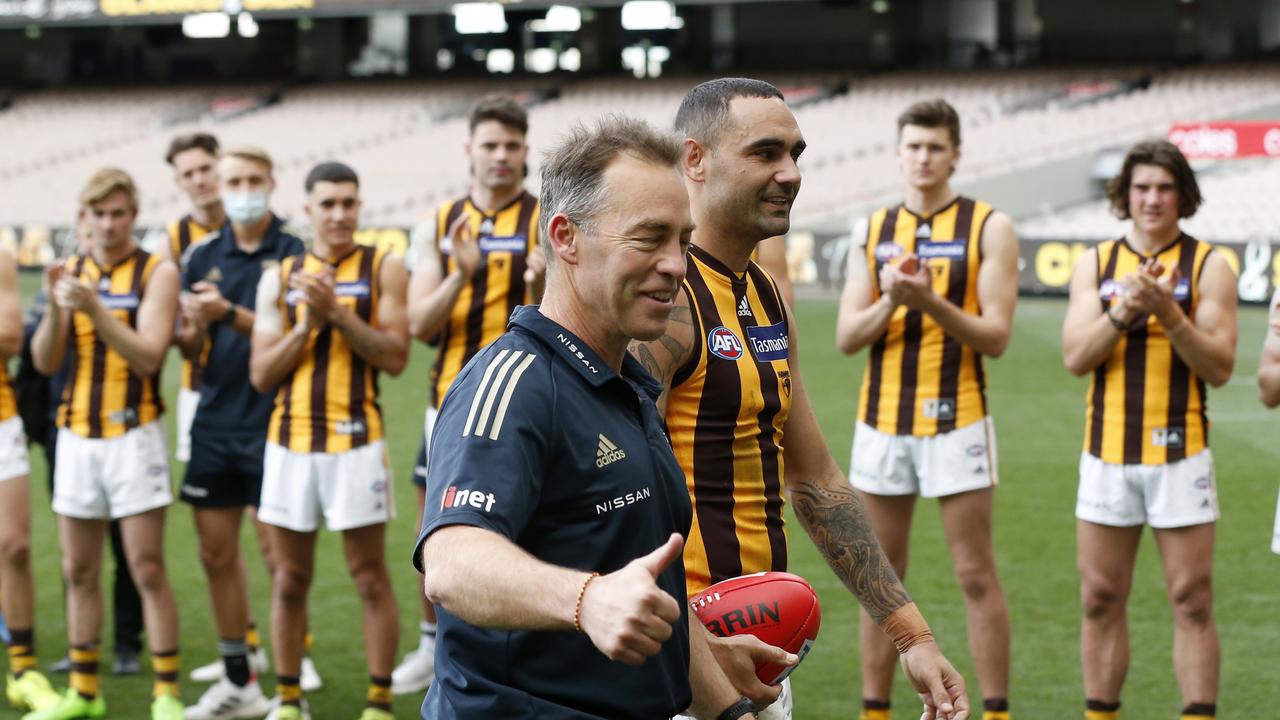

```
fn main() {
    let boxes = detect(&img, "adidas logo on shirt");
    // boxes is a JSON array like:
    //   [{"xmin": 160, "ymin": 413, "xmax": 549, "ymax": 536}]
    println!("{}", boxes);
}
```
[
  {"xmin": 737, "ymin": 295, "xmax": 752, "ymax": 317},
  {"xmin": 597, "ymin": 434, "xmax": 627, "ymax": 468}
]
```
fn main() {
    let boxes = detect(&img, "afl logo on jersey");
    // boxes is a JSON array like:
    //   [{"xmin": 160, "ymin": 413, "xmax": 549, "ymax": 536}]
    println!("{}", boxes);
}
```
[
  {"xmin": 874, "ymin": 243, "xmax": 905, "ymax": 263},
  {"xmin": 707, "ymin": 326, "xmax": 745, "ymax": 361}
]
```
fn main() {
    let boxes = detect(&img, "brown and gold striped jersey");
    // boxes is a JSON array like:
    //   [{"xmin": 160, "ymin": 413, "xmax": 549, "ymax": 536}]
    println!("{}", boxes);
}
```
[
  {"xmin": 667, "ymin": 245, "xmax": 793, "ymax": 596},
  {"xmin": 0, "ymin": 364, "xmax": 16, "ymax": 423},
  {"xmin": 429, "ymin": 192, "xmax": 539, "ymax": 408},
  {"xmin": 858, "ymin": 197, "xmax": 993, "ymax": 436},
  {"xmin": 1085, "ymin": 234, "xmax": 1214, "ymax": 465},
  {"xmin": 56, "ymin": 249, "xmax": 165, "ymax": 438},
  {"xmin": 267, "ymin": 244, "xmax": 390, "ymax": 453},
  {"xmin": 166, "ymin": 214, "xmax": 217, "ymax": 392}
]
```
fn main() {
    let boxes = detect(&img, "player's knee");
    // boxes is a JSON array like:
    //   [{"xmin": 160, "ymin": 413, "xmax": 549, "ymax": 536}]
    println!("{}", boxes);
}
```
[
  {"xmin": 62, "ymin": 554, "xmax": 98, "ymax": 589},
  {"xmin": 198, "ymin": 541, "xmax": 237, "ymax": 576},
  {"xmin": 128, "ymin": 553, "xmax": 168, "ymax": 592},
  {"xmin": 0, "ymin": 530, "xmax": 30, "ymax": 572},
  {"xmin": 1169, "ymin": 576, "xmax": 1213, "ymax": 626},
  {"xmin": 1081, "ymin": 582, "xmax": 1126, "ymax": 620},
  {"xmin": 349, "ymin": 560, "xmax": 390, "ymax": 603},
  {"xmin": 953, "ymin": 564, "xmax": 996, "ymax": 602},
  {"xmin": 274, "ymin": 564, "xmax": 313, "ymax": 603}
]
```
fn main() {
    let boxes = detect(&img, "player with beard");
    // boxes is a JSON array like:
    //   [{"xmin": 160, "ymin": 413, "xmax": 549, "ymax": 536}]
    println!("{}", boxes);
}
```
[{"xmin": 630, "ymin": 78, "xmax": 969, "ymax": 720}]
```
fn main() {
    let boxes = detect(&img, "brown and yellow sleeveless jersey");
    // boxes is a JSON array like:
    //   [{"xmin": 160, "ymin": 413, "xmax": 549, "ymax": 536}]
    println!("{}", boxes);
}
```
[
  {"xmin": 429, "ymin": 192, "xmax": 539, "ymax": 408},
  {"xmin": 0, "ymin": 365, "xmax": 16, "ymax": 423},
  {"xmin": 858, "ymin": 197, "xmax": 993, "ymax": 436},
  {"xmin": 57, "ymin": 249, "xmax": 165, "ymax": 438},
  {"xmin": 267, "ymin": 244, "xmax": 390, "ymax": 454},
  {"xmin": 1085, "ymin": 234, "xmax": 1214, "ymax": 465},
  {"xmin": 166, "ymin": 214, "xmax": 217, "ymax": 392},
  {"xmin": 667, "ymin": 245, "xmax": 793, "ymax": 596}
]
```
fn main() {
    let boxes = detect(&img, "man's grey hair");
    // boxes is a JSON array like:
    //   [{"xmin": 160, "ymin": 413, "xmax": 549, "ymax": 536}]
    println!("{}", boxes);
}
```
[{"xmin": 539, "ymin": 115, "xmax": 682, "ymax": 253}]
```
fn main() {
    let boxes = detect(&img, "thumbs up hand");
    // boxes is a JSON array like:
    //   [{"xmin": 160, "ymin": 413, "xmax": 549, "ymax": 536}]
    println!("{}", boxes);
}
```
[{"xmin": 577, "ymin": 533, "xmax": 685, "ymax": 666}]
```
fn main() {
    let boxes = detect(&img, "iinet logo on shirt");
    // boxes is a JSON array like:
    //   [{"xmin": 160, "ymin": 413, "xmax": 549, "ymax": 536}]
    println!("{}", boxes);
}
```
[{"xmin": 440, "ymin": 486, "xmax": 497, "ymax": 513}]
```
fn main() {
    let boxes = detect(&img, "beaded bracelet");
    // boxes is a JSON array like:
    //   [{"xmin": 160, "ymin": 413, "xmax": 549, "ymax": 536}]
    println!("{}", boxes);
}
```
[{"xmin": 573, "ymin": 572, "xmax": 600, "ymax": 633}]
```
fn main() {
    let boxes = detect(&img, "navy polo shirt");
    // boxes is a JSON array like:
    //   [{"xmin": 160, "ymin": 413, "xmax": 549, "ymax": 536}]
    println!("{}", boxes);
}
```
[
  {"xmin": 182, "ymin": 215, "xmax": 305, "ymax": 436},
  {"xmin": 413, "ymin": 305, "xmax": 693, "ymax": 720}
]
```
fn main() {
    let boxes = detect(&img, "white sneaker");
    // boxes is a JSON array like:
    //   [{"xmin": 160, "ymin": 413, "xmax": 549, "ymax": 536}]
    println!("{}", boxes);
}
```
[
  {"xmin": 263, "ymin": 697, "xmax": 310, "ymax": 720},
  {"xmin": 390, "ymin": 645, "xmax": 436, "ymax": 695},
  {"xmin": 184, "ymin": 678, "xmax": 272, "ymax": 719},
  {"xmin": 189, "ymin": 648, "xmax": 271, "ymax": 683},
  {"xmin": 300, "ymin": 657, "xmax": 322, "ymax": 692}
]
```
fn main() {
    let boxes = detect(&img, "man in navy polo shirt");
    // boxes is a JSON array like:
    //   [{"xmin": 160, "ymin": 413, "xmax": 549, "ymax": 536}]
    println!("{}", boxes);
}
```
[
  {"xmin": 415, "ymin": 116, "xmax": 769, "ymax": 720},
  {"xmin": 176, "ymin": 146, "xmax": 305, "ymax": 720}
]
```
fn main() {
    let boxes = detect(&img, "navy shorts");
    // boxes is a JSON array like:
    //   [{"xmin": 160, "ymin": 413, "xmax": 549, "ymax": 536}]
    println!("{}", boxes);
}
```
[
  {"xmin": 180, "ymin": 433, "xmax": 265, "ymax": 508},
  {"xmin": 412, "ymin": 433, "xmax": 429, "ymax": 489}
]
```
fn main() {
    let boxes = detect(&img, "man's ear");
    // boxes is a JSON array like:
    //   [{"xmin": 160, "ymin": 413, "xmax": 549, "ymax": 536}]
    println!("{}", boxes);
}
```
[
  {"xmin": 681, "ymin": 138, "xmax": 707, "ymax": 184},
  {"xmin": 546, "ymin": 213, "xmax": 579, "ymax": 266}
]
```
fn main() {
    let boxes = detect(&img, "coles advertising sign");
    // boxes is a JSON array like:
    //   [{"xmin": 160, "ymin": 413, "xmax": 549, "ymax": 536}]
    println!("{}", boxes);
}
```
[{"xmin": 1168, "ymin": 121, "xmax": 1280, "ymax": 159}]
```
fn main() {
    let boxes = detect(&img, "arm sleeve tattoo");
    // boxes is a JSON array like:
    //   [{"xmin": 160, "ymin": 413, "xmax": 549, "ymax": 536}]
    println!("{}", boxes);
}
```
[{"xmin": 789, "ymin": 482, "xmax": 911, "ymax": 623}]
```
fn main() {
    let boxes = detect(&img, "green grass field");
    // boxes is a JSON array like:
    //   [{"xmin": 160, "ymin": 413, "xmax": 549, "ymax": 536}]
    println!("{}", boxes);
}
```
[{"xmin": 4, "ymin": 286, "xmax": 1277, "ymax": 720}]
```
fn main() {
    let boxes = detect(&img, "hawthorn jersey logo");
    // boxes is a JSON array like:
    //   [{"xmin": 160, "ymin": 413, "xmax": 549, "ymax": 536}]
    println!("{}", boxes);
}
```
[
  {"xmin": 707, "ymin": 326, "xmax": 745, "ymax": 361},
  {"xmin": 440, "ymin": 485, "xmax": 497, "ymax": 513},
  {"xmin": 737, "ymin": 295, "xmax": 753, "ymax": 317}
]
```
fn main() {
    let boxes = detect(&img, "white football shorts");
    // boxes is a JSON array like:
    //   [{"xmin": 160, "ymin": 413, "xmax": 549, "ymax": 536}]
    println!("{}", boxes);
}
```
[
  {"xmin": 258, "ymin": 440, "xmax": 395, "ymax": 533},
  {"xmin": 850, "ymin": 416, "xmax": 998, "ymax": 498},
  {"xmin": 52, "ymin": 421, "xmax": 171, "ymax": 520}
]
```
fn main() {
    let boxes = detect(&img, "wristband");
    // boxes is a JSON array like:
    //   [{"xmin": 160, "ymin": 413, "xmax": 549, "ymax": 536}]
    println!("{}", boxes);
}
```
[
  {"xmin": 881, "ymin": 602, "xmax": 934, "ymax": 654},
  {"xmin": 572, "ymin": 572, "xmax": 599, "ymax": 634},
  {"xmin": 715, "ymin": 697, "xmax": 755, "ymax": 720},
  {"xmin": 222, "ymin": 302, "xmax": 237, "ymax": 325},
  {"xmin": 1106, "ymin": 307, "xmax": 1127, "ymax": 332}
]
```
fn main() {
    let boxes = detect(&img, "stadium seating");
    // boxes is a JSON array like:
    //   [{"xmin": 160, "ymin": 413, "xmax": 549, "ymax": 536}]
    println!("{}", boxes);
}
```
[
  {"xmin": 1018, "ymin": 156, "xmax": 1280, "ymax": 243},
  {"xmin": 1, "ymin": 64, "xmax": 1276, "ymax": 239}
]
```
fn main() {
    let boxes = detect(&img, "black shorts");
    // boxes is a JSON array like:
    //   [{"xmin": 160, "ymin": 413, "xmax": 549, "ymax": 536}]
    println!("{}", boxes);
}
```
[
  {"xmin": 411, "ymin": 433, "xmax": 429, "ymax": 489},
  {"xmin": 180, "ymin": 433, "xmax": 265, "ymax": 508}
]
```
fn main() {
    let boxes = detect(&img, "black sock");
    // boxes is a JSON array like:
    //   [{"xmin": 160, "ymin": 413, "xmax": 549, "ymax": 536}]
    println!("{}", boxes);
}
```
[
  {"xmin": 1182, "ymin": 703, "xmax": 1215, "ymax": 717},
  {"xmin": 984, "ymin": 698, "xmax": 1010, "ymax": 712},
  {"xmin": 218, "ymin": 638, "xmax": 251, "ymax": 687}
]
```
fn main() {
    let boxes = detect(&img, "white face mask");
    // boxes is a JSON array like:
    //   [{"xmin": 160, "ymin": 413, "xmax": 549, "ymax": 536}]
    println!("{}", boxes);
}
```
[{"xmin": 224, "ymin": 191, "xmax": 270, "ymax": 224}]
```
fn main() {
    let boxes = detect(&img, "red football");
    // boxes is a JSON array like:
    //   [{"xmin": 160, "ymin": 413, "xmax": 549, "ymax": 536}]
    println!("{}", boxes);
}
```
[{"xmin": 689, "ymin": 571, "xmax": 821, "ymax": 684}]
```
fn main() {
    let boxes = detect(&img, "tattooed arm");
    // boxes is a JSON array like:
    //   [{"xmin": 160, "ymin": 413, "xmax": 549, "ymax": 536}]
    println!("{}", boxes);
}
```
[
  {"xmin": 782, "ymin": 303, "xmax": 970, "ymax": 720},
  {"xmin": 627, "ymin": 287, "xmax": 696, "ymax": 415},
  {"xmin": 781, "ymin": 302, "xmax": 910, "ymax": 620}
]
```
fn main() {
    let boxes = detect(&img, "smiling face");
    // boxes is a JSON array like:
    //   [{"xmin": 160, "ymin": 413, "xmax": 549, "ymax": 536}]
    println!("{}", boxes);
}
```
[
  {"xmin": 699, "ymin": 96, "xmax": 805, "ymax": 241},
  {"xmin": 571, "ymin": 154, "xmax": 693, "ymax": 346},
  {"xmin": 468, "ymin": 120, "xmax": 528, "ymax": 195},
  {"xmin": 171, "ymin": 146, "xmax": 220, "ymax": 210},
  {"xmin": 896, "ymin": 123, "xmax": 960, "ymax": 192},
  {"xmin": 1127, "ymin": 163, "xmax": 1181, "ymax": 237}
]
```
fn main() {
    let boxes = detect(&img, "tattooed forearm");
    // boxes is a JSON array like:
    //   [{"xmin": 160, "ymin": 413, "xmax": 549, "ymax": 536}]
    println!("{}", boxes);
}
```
[{"xmin": 789, "ymin": 482, "xmax": 911, "ymax": 623}]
